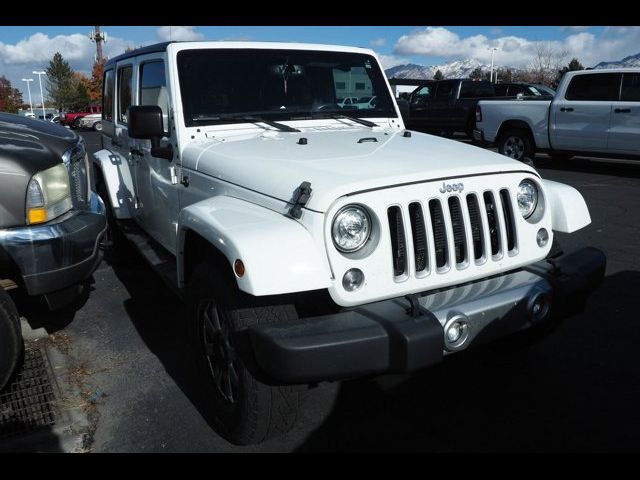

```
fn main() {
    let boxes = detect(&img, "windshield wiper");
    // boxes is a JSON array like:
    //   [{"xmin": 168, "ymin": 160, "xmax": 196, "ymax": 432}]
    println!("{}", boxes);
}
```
[
  {"xmin": 192, "ymin": 115, "xmax": 300, "ymax": 133},
  {"xmin": 313, "ymin": 112, "xmax": 378, "ymax": 129}
]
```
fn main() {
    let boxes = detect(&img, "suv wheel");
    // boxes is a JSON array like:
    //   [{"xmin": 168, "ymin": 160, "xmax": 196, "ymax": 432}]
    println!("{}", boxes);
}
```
[
  {"xmin": 187, "ymin": 263, "xmax": 306, "ymax": 445},
  {"xmin": 498, "ymin": 129, "xmax": 534, "ymax": 161},
  {"xmin": 0, "ymin": 288, "xmax": 23, "ymax": 392}
]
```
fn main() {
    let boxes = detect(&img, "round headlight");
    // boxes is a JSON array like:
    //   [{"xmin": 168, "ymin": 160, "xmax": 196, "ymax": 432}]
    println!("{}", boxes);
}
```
[
  {"xmin": 332, "ymin": 205, "xmax": 371, "ymax": 253},
  {"xmin": 517, "ymin": 180, "xmax": 538, "ymax": 218}
]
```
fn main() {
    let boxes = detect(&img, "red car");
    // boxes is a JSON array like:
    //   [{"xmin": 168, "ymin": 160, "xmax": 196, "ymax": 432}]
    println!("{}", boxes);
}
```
[{"xmin": 59, "ymin": 104, "xmax": 102, "ymax": 128}]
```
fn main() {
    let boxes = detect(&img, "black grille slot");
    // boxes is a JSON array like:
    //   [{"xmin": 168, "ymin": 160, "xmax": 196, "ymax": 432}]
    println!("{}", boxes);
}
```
[
  {"xmin": 429, "ymin": 200, "xmax": 448, "ymax": 269},
  {"xmin": 387, "ymin": 206, "xmax": 407, "ymax": 276},
  {"xmin": 483, "ymin": 191, "xmax": 500, "ymax": 256},
  {"xmin": 448, "ymin": 196, "xmax": 467, "ymax": 264},
  {"xmin": 466, "ymin": 194, "xmax": 484, "ymax": 260},
  {"xmin": 499, "ymin": 189, "xmax": 517, "ymax": 252},
  {"xmin": 409, "ymin": 202, "xmax": 428, "ymax": 273}
]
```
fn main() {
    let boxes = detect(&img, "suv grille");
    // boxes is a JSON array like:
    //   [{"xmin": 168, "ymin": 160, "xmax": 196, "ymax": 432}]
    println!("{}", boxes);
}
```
[{"xmin": 388, "ymin": 190, "xmax": 517, "ymax": 277}]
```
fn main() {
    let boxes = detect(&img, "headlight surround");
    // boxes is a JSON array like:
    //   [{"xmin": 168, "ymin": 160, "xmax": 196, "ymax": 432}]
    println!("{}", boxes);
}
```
[
  {"xmin": 26, "ymin": 164, "xmax": 72, "ymax": 224},
  {"xmin": 331, "ymin": 205, "xmax": 372, "ymax": 253},
  {"xmin": 517, "ymin": 179, "xmax": 538, "ymax": 219}
]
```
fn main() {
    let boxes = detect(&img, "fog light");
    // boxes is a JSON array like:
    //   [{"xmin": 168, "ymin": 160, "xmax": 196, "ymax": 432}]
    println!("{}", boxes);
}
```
[
  {"xmin": 444, "ymin": 314, "xmax": 470, "ymax": 350},
  {"xmin": 528, "ymin": 292, "xmax": 550, "ymax": 322},
  {"xmin": 342, "ymin": 268, "xmax": 364, "ymax": 292},
  {"xmin": 536, "ymin": 228, "xmax": 549, "ymax": 247},
  {"xmin": 446, "ymin": 322, "xmax": 463, "ymax": 343}
]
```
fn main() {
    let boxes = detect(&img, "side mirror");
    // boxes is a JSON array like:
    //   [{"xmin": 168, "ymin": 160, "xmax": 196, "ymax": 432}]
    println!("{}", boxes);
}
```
[
  {"xmin": 128, "ymin": 105, "xmax": 173, "ymax": 161},
  {"xmin": 396, "ymin": 97, "xmax": 410, "ymax": 120}
]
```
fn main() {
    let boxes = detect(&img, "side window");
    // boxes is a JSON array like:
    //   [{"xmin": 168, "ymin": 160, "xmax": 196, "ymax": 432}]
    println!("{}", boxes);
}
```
[
  {"xmin": 621, "ymin": 73, "xmax": 640, "ymax": 102},
  {"xmin": 103, "ymin": 69, "xmax": 114, "ymax": 121},
  {"xmin": 435, "ymin": 81, "xmax": 456, "ymax": 99},
  {"xmin": 140, "ymin": 61, "xmax": 169, "ymax": 133},
  {"xmin": 411, "ymin": 85, "xmax": 432, "ymax": 104},
  {"xmin": 565, "ymin": 73, "xmax": 622, "ymax": 101},
  {"xmin": 494, "ymin": 84, "xmax": 508, "ymax": 96},
  {"xmin": 117, "ymin": 65, "xmax": 133, "ymax": 124},
  {"xmin": 460, "ymin": 82, "xmax": 494, "ymax": 98}
]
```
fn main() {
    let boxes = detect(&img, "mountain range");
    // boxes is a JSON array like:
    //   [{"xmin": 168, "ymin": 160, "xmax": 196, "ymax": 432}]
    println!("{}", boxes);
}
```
[{"xmin": 385, "ymin": 52, "xmax": 640, "ymax": 79}]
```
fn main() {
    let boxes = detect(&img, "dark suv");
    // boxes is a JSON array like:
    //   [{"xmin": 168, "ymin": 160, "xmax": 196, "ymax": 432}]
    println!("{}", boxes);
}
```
[
  {"xmin": 399, "ymin": 79, "xmax": 495, "ymax": 137},
  {"xmin": 0, "ymin": 113, "xmax": 106, "ymax": 391}
]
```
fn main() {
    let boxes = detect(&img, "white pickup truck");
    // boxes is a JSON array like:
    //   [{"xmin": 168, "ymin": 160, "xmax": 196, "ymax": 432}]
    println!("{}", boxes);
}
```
[{"xmin": 474, "ymin": 68, "xmax": 640, "ymax": 161}]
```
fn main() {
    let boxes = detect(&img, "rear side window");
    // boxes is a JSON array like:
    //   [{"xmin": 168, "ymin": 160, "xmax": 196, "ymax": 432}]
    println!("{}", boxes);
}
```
[
  {"xmin": 621, "ymin": 73, "xmax": 640, "ymax": 102},
  {"xmin": 460, "ymin": 81, "xmax": 495, "ymax": 98},
  {"xmin": 435, "ymin": 81, "xmax": 456, "ymax": 99},
  {"xmin": 103, "ymin": 69, "xmax": 114, "ymax": 121},
  {"xmin": 565, "ymin": 73, "xmax": 622, "ymax": 101},
  {"xmin": 117, "ymin": 65, "xmax": 133, "ymax": 124},
  {"xmin": 494, "ymin": 84, "xmax": 508, "ymax": 96}
]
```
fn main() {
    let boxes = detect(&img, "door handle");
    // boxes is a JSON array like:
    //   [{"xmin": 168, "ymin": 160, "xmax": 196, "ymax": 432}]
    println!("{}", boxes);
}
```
[
  {"xmin": 614, "ymin": 108, "xmax": 631, "ymax": 113},
  {"xmin": 560, "ymin": 107, "xmax": 574, "ymax": 112}
]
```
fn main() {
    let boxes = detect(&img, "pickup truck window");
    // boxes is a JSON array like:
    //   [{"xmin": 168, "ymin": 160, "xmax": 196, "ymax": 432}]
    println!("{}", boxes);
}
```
[
  {"xmin": 176, "ymin": 49, "xmax": 396, "ymax": 127},
  {"xmin": 460, "ymin": 81, "xmax": 494, "ymax": 99},
  {"xmin": 103, "ymin": 69, "xmax": 114, "ymax": 121},
  {"xmin": 117, "ymin": 65, "xmax": 133, "ymax": 124},
  {"xmin": 621, "ymin": 73, "xmax": 640, "ymax": 101},
  {"xmin": 565, "ymin": 73, "xmax": 622, "ymax": 101},
  {"xmin": 435, "ymin": 81, "xmax": 456, "ymax": 99}
]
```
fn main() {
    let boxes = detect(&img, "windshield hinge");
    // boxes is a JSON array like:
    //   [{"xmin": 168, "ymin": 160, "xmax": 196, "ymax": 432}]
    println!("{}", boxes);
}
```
[{"xmin": 286, "ymin": 181, "xmax": 312, "ymax": 219}]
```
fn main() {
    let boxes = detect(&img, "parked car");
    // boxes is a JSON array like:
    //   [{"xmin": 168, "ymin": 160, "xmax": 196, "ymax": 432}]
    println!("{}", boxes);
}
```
[
  {"xmin": 94, "ymin": 41, "xmax": 604, "ymax": 445},
  {"xmin": 398, "ymin": 79, "xmax": 495, "ymax": 137},
  {"xmin": 493, "ymin": 83, "xmax": 555, "ymax": 98},
  {"xmin": 59, "ymin": 104, "xmax": 102, "ymax": 128},
  {"xmin": 474, "ymin": 68, "xmax": 640, "ymax": 161},
  {"xmin": 354, "ymin": 95, "xmax": 378, "ymax": 109},
  {"xmin": 0, "ymin": 113, "xmax": 107, "ymax": 391},
  {"xmin": 337, "ymin": 96, "xmax": 358, "ymax": 108},
  {"xmin": 78, "ymin": 113, "xmax": 103, "ymax": 131}
]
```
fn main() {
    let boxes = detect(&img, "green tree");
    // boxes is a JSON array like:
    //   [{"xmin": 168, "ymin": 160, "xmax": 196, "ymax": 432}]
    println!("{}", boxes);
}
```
[
  {"xmin": 0, "ymin": 76, "xmax": 24, "ymax": 113},
  {"xmin": 46, "ymin": 52, "xmax": 76, "ymax": 111},
  {"xmin": 568, "ymin": 58, "xmax": 584, "ymax": 71},
  {"xmin": 434, "ymin": 69, "xmax": 444, "ymax": 80},
  {"xmin": 555, "ymin": 57, "xmax": 585, "ymax": 87},
  {"xmin": 469, "ymin": 67, "xmax": 483, "ymax": 80}
]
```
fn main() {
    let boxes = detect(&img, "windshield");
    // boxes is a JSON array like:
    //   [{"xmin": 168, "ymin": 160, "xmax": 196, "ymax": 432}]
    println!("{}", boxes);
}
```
[{"xmin": 177, "ymin": 48, "xmax": 397, "ymax": 127}]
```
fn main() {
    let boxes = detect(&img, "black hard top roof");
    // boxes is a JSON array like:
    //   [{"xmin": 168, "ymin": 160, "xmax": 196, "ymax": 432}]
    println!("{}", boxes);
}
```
[{"xmin": 105, "ymin": 42, "xmax": 174, "ymax": 68}]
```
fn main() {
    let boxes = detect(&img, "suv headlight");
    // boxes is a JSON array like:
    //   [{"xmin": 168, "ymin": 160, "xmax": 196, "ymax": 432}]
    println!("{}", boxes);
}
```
[
  {"xmin": 332, "ymin": 205, "xmax": 371, "ymax": 253},
  {"xmin": 26, "ymin": 164, "xmax": 72, "ymax": 224},
  {"xmin": 517, "ymin": 179, "xmax": 538, "ymax": 219}
]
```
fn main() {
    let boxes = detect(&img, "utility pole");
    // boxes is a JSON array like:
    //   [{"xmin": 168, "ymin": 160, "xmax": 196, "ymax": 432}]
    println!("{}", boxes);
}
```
[
  {"xmin": 488, "ymin": 47, "xmax": 498, "ymax": 83},
  {"xmin": 22, "ymin": 78, "xmax": 34, "ymax": 114},
  {"xmin": 89, "ymin": 26, "xmax": 107, "ymax": 63},
  {"xmin": 32, "ymin": 71, "xmax": 46, "ymax": 119}
]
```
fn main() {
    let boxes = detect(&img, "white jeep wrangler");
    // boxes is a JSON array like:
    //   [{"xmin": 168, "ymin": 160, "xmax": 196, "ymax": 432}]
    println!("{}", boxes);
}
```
[{"xmin": 93, "ymin": 41, "xmax": 605, "ymax": 445}]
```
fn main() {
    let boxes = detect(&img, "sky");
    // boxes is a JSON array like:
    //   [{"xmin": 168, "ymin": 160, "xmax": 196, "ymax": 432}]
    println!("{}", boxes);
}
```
[{"xmin": 2, "ymin": 25, "xmax": 639, "ymax": 104}]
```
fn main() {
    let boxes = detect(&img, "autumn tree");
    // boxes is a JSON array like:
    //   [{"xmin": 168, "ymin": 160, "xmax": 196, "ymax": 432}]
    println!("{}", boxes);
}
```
[
  {"xmin": 87, "ymin": 60, "xmax": 105, "ymax": 103},
  {"xmin": 0, "ymin": 76, "xmax": 24, "ymax": 113},
  {"xmin": 434, "ymin": 69, "xmax": 444, "ymax": 80}
]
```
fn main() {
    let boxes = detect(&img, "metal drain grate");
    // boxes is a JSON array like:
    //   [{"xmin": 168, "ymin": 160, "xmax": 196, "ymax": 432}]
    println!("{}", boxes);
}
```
[{"xmin": 0, "ymin": 348, "xmax": 59, "ymax": 439}]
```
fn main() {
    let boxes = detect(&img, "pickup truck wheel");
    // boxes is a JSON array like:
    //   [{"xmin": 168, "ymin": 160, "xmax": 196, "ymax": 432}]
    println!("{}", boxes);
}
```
[
  {"xmin": 498, "ymin": 129, "xmax": 534, "ymax": 161},
  {"xmin": 0, "ymin": 288, "xmax": 24, "ymax": 392},
  {"xmin": 93, "ymin": 121, "xmax": 103, "ymax": 132},
  {"xmin": 187, "ymin": 264, "xmax": 305, "ymax": 445}
]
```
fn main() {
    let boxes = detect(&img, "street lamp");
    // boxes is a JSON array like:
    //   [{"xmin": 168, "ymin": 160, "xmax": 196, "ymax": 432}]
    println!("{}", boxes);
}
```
[
  {"xmin": 21, "ymin": 78, "xmax": 34, "ymax": 115},
  {"xmin": 32, "ymin": 70, "xmax": 47, "ymax": 120},
  {"xmin": 487, "ymin": 47, "xmax": 499, "ymax": 83}
]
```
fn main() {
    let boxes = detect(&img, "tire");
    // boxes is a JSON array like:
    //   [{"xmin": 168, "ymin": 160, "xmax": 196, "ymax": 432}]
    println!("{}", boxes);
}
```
[
  {"xmin": 93, "ymin": 121, "xmax": 103, "ymax": 132},
  {"xmin": 0, "ymin": 288, "xmax": 23, "ymax": 392},
  {"xmin": 498, "ymin": 128, "xmax": 535, "ymax": 162},
  {"xmin": 187, "ymin": 262, "xmax": 306, "ymax": 445},
  {"xmin": 95, "ymin": 170, "xmax": 135, "ymax": 265}
]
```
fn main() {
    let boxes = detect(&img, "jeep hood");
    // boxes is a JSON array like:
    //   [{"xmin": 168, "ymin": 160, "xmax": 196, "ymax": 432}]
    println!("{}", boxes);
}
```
[{"xmin": 183, "ymin": 128, "xmax": 536, "ymax": 212}]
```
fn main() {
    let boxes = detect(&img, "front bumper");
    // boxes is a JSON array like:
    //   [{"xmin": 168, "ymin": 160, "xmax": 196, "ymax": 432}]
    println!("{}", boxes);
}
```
[
  {"xmin": 0, "ymin": 191, "xmax": 107, "ymax": 296},
  {"xmin": 248, "ymin": 247, "xmax": 606, "ymax": 384}
]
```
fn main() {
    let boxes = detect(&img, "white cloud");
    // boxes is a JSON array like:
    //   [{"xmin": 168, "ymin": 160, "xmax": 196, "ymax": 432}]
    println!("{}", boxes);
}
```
[
  {"xmin": 157, "ymin": 26, "xmax": 204, "ymax": 42},
  {"xmin": 393, "ymin": 26, "xmax": 640, "ymax": 68},
  {"xmin": 370, "ymin": 38, "xmax": 386, "ymax": 47},
  {"xmin": 376, "ymin": 53, "xmax": 410, "ymax": 69}
]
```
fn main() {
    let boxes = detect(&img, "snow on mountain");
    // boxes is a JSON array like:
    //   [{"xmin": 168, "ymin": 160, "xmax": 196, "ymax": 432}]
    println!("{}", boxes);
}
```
[
  {"xmin": 385, "ymin": 58, "xmax": 494, "ymax": 80},
  {"xmin": 593, "ymin": 52, "xmax": 640, "ymax": 69}
]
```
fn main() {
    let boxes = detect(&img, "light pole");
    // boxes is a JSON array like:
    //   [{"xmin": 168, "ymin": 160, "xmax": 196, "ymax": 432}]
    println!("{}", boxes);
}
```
[
  {"xmin": 21, "ymin": 78, "xmax": 34, "ymax": 114},
  {"xmin": 488, "ymin": 47, "xmax": 498, "ymax": 83},
  {"xmin": 32, "ymin": 70, "xmax": 47, "ymax": 120}
]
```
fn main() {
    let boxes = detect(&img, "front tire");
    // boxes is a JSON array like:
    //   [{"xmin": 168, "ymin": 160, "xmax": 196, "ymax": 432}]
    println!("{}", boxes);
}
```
[
  {"xmin": 187, "ymin": 263, "xmax": 305, "ymax": 445},
  {"xmin": 0, "ymin": 288, "xmax": 23, "ymax": 392},
  {"xmin": 498, "ymin": 128, "xmax": 534, "ymax": 161},
  {"xmin": 93, "ymin": 121, "xmax": 103, "ymax": 132}
]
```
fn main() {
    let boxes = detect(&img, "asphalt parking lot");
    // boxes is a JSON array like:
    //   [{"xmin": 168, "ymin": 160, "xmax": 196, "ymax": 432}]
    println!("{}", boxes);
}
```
[{"xmin": 8, "ymin": 130, "xmax": 640, "ymax": 452}]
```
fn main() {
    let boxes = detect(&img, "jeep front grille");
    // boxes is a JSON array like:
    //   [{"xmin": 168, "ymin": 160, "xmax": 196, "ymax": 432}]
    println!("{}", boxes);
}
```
[{"xmin": 388, "ymin": 190, "xmax": 517, "ymax": 278}]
